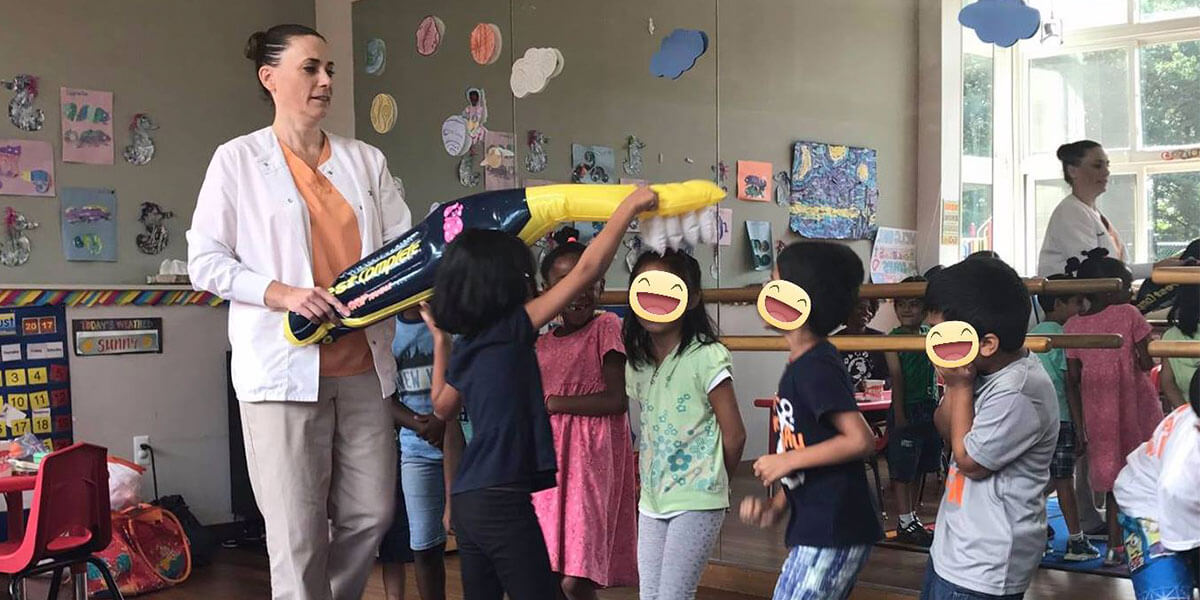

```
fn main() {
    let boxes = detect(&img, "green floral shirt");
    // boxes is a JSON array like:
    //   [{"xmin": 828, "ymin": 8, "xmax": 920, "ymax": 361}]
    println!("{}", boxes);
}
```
[{"xmin": 627, "ymin": 341, "xmax": 732, "ymax": 514}]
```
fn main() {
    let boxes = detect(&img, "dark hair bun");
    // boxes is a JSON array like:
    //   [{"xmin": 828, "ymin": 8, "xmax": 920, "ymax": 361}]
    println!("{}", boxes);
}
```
[
  {"xmin": 551, "ymin": 226, "xmax": 581, "ymax": 246},
  {"xmin": 1083, "ymin": 247, "xmax": 1110, "ymax": 260},
  {"xmin": 1056, "ymin": 143, "xmax": 1072, "ymax": 162},
  {"xmin": 245, "ymin": 31, "xmax": 267, "ymax": 62},
  {"xmin": 1064, "ymin": 257, "xmax": 1081, "ymax": 275}
]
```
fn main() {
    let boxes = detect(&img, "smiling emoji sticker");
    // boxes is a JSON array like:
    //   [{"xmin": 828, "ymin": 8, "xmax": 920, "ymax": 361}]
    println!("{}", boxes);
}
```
[
  {"xmin": 757, "ymin": 280, "xmax": 811, "ymax": 331},
  {"xmin": 925, "ymin": 321, "xmax": 980, "ymax": 369},
  {"xmin": 629, "ymin": 270, "xmax": 688, "ymax": 323}
]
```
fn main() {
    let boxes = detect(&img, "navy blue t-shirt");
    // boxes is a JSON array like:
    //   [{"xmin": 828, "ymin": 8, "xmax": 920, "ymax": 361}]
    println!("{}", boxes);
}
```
[
  {"xmin": 775, "ymin": 340, "xmax": 883, "ymax": 548},
  {"xmin": 446, "ymin": 308, "xmax": 557, "ymax": 494}
]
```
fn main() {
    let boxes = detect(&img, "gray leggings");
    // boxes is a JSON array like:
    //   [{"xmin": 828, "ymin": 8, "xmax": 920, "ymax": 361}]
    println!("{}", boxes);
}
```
[{"xmin": 637, "ymin": 510, "xmax": 725, "ymax": 600}]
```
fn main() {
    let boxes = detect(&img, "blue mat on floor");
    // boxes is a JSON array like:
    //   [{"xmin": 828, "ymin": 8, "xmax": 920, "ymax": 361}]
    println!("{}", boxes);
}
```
[{"xmin": 1043, "ymin": 497, "xmax": 1128, "ymax": 578}]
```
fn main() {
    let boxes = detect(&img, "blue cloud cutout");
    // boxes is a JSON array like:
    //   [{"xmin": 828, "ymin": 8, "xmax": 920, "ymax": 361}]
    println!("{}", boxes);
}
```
[
  {"xmin": 959, "ymin": 0, "xmax": 1041, "ymax": 48},
  {"xmin": 650, "ymin": 29, "xmax": 709, "ymax": 79}
]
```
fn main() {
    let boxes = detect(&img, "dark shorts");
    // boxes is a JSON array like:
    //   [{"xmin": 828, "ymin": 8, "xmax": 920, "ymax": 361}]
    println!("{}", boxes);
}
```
[
  {"xmin": 379, "ymin": 450, "xmax": 414, "ymax": 564},
  {"xmin": 1050, "ymin": 421, "xmax": 1077, "ymax": 481},
  {"xmin": 886, "ymin": 404, "xmax": 943, "ymax": 483}
]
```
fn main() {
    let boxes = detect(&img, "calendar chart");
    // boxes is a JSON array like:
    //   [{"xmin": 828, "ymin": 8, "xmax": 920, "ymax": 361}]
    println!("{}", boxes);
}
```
[{"xmin": 0, "ymin": 306, "xmax": 73, "ymax": 451}]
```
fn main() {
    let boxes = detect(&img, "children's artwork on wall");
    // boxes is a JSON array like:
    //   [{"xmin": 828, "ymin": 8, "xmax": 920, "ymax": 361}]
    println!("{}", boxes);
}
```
[
  {"xmin": 525, "ymin": 130, "xmax": 548, "ymax": 173},
  {"xmin": 458, "ymin": 145, "xmax": 481, "ymax": 188},
  {"xmin": 746, "ymin": 220, "xmax": 773, "ymax": 271},
  {"xmin": 482, "ymin": 131, "xmax": 516, "ymax": 190},
  {"xmin": 470, "ymin": 23, "xmax": 503, "ymax": 65},
  {"xmin": 869, "ymin": 227, "xmax": 918, "ymax": 284},
  {"xmin": 737, "ymin": 160, "xmax": 772, "ymax": 202},
  {"xmin": 135, "ymin": 202, "xmax": 174, "ymax": 255},
  {"xmin": 60, "ymin": 88, "xmax": 113, "ymax": 165},
  {"xmin": 60, "ymin": 187, "xmax": 117, "ymax": 262},
  {"xmin": 416, "ymin": 16, "xmax": 445, "ymax": 56},
  {"xmin": 773, "ymin": 171, "xmax": 791, "ymax": 207},
  {"xmin": 123, "ymin": 114, "xmax": 158, "ymax": 166},
  {"xmin": 511, "ymin": 48, "xmax": 564, "ymax": 98},
  {"xmin": 0, "ymin": 140, "xmax": 54, "ymax": 196},
  {"xmin": 712, "ymin": 160, "xmax": 728, "ymax": 192},
  {"xmin": 623, "ymin": 135, "xmax": 646, "ymax": 176},
  {"xmin": 371, "ymin": 93, "xmax": 397, "ymax": 134},
  {"xmin": 442, "ymin": 87, "xmax": 488, "ymax": 156},
  {"xmin": 571, "ymin": 144, "xmax": 614, "ymax": 184},
  {"xmin": 959, "ymin": 0, "xmax": 1040, "ymax": 48},
  {"xmin": 788, "ymin": 141, "xmax": 878, "ymax": 240},
  {"xmin": 364, "ymin": 38, "xmax": 386, "ymax": 75},
  {"xmin": 717, "ymin": 207, "xmax": 732, "ymax": 247},
  {"xmin": 650, "ymin": 29, "xmax": 709, "ymax": 79},
  {"xmin": 1, "ymin": 207, "xmax": 38, "ymax": 267},
  {"xmin": 2, "ymin": 75, "xmax": 44, "ymax": 132}
]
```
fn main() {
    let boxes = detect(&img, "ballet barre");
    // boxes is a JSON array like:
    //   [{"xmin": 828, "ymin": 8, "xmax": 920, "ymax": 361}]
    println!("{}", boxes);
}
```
[
  {"xmin": 1150, "ymin": 267, "xmax": 1200, "ymax": 285},
  {"xmin": 718, "ymin": 334, "xmax": 1123, "ymax": 354},
  {"xmin": 597, "ymin": 277, "xmax": 1124, "ymax": 305},
  {"xmin": 1147, "ymin": 340, "xmax": 1200, "ymax": 358}
]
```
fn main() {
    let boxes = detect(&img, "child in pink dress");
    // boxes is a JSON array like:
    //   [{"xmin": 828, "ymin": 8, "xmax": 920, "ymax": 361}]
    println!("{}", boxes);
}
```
[
  {"xmin": 1064, "ymin": 249, "xmax": 1163, "ymax": 566},
  {"xmin": 532, "ymin": 228, "xmax": 638, "ymax": 600}
]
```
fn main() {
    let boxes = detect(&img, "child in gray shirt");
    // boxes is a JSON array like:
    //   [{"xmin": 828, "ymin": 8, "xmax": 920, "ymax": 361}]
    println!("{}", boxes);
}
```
[{"xmin": 920, "ymin": 258, "xmax": 1060, "ymax": 600}]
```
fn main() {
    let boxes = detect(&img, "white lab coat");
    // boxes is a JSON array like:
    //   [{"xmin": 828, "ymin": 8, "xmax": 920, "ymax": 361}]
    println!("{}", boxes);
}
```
[
  {"xmin": 1037, "ymin": 194, "xmax": 1151, "ymax": 279},
  {"xmin": 187, "ymin": 127, "xmax": 412, "ymax": 402}
]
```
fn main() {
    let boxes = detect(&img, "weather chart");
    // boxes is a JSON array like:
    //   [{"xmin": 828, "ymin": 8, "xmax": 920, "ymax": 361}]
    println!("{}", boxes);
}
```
[{"xmin": 0, "ymin": 306, "xmax": 73, "ymax": 451}]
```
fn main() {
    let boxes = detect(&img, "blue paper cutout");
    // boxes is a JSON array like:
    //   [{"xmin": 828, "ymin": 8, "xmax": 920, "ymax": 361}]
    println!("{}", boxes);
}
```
[
  {"xmin": 650, "ymin": 29, "xmax": 709, "ymax": 79},
  {"xmin": 959, "ymin": 0, "xmax": 1041, "ymax": 48}
]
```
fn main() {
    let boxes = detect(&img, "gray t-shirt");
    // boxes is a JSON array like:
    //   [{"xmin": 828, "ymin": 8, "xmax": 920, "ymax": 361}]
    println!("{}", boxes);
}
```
[{"xmin": 930, "ymin": 354, "xmax": 1060, "ymax": 596}]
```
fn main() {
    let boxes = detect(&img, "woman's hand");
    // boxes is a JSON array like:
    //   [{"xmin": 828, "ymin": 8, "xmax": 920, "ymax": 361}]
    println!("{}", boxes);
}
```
[{"xmin": 267, "ymin": 282, "xmax": 348, "ymax": 324}]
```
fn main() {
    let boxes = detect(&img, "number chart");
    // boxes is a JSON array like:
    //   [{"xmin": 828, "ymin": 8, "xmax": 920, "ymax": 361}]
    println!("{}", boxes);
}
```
[{"xmin": 0, "ymin": 306, "xmax": 72, "ymax": 451}]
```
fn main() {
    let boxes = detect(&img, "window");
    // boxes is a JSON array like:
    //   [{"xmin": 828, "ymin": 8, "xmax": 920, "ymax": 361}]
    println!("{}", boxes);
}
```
[{"xmin": 945, "ymin": 0, "xmax": 1200, "ymax": 274}]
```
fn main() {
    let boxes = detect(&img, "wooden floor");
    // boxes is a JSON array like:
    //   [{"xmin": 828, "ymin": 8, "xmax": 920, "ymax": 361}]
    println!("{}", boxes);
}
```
[{"xmin": 12, "ymin": 463, "xmax": 1137, "ymax": 599}]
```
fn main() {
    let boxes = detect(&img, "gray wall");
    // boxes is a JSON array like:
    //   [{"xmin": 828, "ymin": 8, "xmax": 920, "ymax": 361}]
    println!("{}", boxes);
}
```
[
  {"xmin": 0, "ymin": 0, "xmax": 315, "ymax": 285},
  {"xmin": 0, "ymin": 0, "xmax": 316, "ymax": 525}
]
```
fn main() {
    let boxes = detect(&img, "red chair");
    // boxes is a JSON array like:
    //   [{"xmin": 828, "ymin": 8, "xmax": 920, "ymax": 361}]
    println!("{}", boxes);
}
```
[{"xmin": 0, "ymin": 443, "xmax": 122, "ymax": 600}]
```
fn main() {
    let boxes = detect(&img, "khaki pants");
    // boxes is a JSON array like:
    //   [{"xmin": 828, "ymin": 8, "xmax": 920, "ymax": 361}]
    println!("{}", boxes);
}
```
[{"xmin": 240, "ymin": 373, "xmax": 397, "ymax": 600}]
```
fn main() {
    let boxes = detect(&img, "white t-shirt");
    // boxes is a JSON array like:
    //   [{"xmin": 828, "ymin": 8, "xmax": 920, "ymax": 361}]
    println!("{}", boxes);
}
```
[
  {"xmin": 1037, "ymin": 194, "xmax": 1152, "ymax": 279},
  {"xmin": 1113, "ymin": 405, "xmax": 1200, "ymax": 551}
]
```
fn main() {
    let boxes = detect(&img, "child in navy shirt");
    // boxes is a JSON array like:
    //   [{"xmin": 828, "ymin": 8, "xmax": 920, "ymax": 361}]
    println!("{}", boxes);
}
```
[
  {"xmin": 741, "ymin": 242, "xmax": 883, "ymax": 600},
  {"xmin": 419, "ymin": 187, "xmax": 656, "ymax": 600}
]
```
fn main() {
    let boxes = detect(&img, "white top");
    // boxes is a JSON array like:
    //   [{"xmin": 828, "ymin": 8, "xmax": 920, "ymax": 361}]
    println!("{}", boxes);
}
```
[
  {"xmin": 187, "ymin": 127, "xmax": 412, "ymax": 402},
  {"xmin": 1037, "ymin": 194, "xmax": 1152, "ymax": 279},
  {"xmin": 1113, "ymin": 405, "xmax": 1200, "ymax": 551}
]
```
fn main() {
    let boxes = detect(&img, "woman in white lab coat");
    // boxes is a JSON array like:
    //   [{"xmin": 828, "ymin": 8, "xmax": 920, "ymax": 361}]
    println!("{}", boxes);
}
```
[
  {"xmin": 186, "ymin": 25, "xmax": 411, "ymax": 600},
  {"xmin": 1038, "ymin": 140, "xmax": 1180, "ymax": 277}
]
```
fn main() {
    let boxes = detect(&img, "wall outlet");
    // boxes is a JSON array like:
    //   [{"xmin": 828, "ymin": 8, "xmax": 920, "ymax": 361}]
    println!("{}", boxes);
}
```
[{"xmin": 133, "ymin": 435, "xmax": 151, "ymax": 467}]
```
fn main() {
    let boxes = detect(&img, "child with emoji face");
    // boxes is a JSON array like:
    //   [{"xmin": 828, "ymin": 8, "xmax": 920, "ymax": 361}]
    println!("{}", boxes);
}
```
[{"xmin": 740, "ymin": 241, "xmax": 882, "ymax": 600}]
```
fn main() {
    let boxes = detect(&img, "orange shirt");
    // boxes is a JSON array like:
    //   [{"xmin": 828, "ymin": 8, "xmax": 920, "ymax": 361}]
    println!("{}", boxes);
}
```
[{"xmin": 280, "ymin": 138, "xmax": 374, "ymax": 377}]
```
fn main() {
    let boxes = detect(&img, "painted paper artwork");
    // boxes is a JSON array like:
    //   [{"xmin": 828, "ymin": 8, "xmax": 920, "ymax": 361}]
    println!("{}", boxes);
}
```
[
  {"xmin": 788, "ymin": 141, "xmax": 878, "ymax": 240},
  {"xmin": 869, "ymin": 227, "xmax": 918, "ymax": 284},
  {"xmin": 60, "ymin": 88, "xmax": 113, "ymax": 165},
  {"xmin": 60, "ymin": 187, "xmax": 117, "ymax": 262},
  {"xmin": 746, "ymin": 220, "xmax": 773, "ymax": 271},
  {"xmin": 0, "ymin": 140, "xmax": 54, "ymax": 197},
  {"xmin": 571, "ymin": 144, "xmax": 614, "ymax": 184},
  {"xmin": 481, "ymin": 130, "xmax": 516, "ymax": 190},
  {"xmin": 736, "ymin": 160, "xmax": 771, "ymax": 202}
]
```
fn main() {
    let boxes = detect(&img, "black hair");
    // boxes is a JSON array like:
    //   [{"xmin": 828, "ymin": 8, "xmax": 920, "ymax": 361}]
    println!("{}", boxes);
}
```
[
  {"xmin": 1056, "ymin": 140, "xmax": 1103, "ymax": 185},
  {"xmin": 431, "ymin": 229, "xmax": 536, "ymax": 337},
  {"xmin": 966, "ymin": 250, "xmax": 1001, "ymax": 262},
  {"xmin": 244, "ymin": 25, "xmax": 326, "ymax": 101},
  {"xmin": 539, "ymin": 226, "xmax": 586, "ymax": 284},
  {"xmin": 923, "ymin": 265, "xmax": 944, "ymax": 280},
  {"xmin": 924, "ymin": 257, "xmax": 1031, "ymax": 352},
  {"xmin": 1036, "ymin": 273, "xmax": 1077, "ymax": 314},
  {"xmin": 1065, "ymin": 247, "xmax": 1132, "ymax": 295},
  {"xmin": 1190, "ymin": 368, "xmax": 1199, "ymax": 419},
  {"xmin": 895, "ymin": 275, "xmax": 926, "ymax": 305},
  {"xmin": 623, "ymin": 249, "xmax": 718, "ymax": 368},
  {"xmin": 776, "ymin": 242, "xmax": 864, "ymax": 336},
  {"xmin": 1168, "ymin": 283, "xmax": 1199, "ymax": 337}
]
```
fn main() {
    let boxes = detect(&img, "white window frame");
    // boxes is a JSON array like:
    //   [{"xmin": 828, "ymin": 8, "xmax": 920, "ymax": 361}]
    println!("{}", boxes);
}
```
[{"xmin": 944, "ymin": 0, "xmax": 1200, "ymax": 275}]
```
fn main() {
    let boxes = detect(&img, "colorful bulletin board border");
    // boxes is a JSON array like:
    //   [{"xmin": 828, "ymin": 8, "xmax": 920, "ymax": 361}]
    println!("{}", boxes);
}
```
[{"xmin": 0, "ymin": 288, "xmax": 224, "ymax": 308}]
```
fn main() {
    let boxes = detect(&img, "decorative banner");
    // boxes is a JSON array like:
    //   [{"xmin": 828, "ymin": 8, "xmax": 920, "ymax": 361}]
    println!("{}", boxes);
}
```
[
  {"xmin": 0, "ymin": 305, "xmax": 72, "ymax": 452},
  {"xmin": 0, "ymin": 139, "xmax": 54, "ymax": 196},
  {"xmin": 0, "ymin": 288, "xmax": 223, "ymax": 308},
  {"xmin": 869, "ymin": 227, "xmax": 918, "ymax": 284},
  {"xmin": 788, "ymin": 141, "xmax": 878, "ymax": 240},
  {"xmin": 60, "ymin": 88, "xmax": 113, "ymax": 164},
  {"xmin": 481, "ymin": 131, "xmax": 516, "ymax": 190},
  {"xmin": 941, "ymin": 199, "xmax": 961, "ymax": 246},
  {"xmin": 60, "ymin": 187, "xmax": 117, "ymax": 262},
  {"xmin": 72, "ymin": 318, "xmax": 162, "ymax": 357},
  {"xmin": 737, "ymin": 160, "xmax": 772, "ymax": 202}
]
